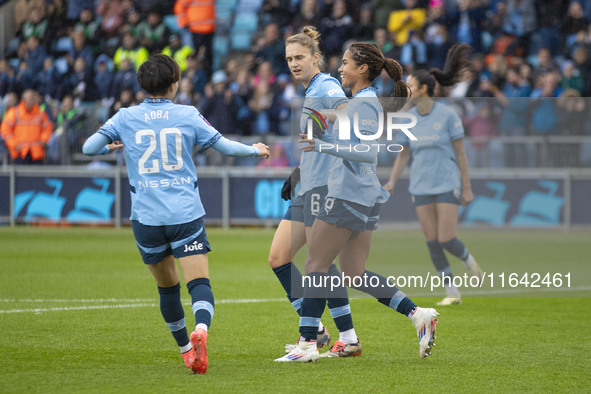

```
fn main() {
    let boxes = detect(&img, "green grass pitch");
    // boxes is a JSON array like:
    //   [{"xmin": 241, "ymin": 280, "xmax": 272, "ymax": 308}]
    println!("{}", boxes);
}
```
[{"xmin": 1, "ymin": 226, "xmax": 590, "ymax": 393}]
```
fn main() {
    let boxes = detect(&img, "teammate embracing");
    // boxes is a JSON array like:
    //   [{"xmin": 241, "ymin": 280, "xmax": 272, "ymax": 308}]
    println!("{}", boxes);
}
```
[
  {"xmin": 276, "ymin": 42, "xmax": 439, "ymax": 362},
  {"xmin": 269, "ymin": 26, "xmax": 363, "ymax": 356}
]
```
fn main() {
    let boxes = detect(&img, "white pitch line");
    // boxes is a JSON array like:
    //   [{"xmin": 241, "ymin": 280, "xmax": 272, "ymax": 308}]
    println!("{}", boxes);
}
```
[
  {"xmin": 0, "ymin": 298, "xmax": 156, "ymax": 303},
  {"xmin": 216, "ymin": 298, "xmax": 286, "ymax": 304},
  {"xmin": 0, "ymin": 298, "xmax": 288, "ymax": 314},
  {"xmin": 1, "ymin": 286, "xmax": 590, "ymax": 314},
  {"xmin": 408, "ymin": 285, "xmax": 591, "ymax": 297},
  {"xmin": 461, "ymin": 285, "xmax": 591, "ymax": 296},
  {"xmin": 0, "ymin": 303, "xmax": 158, "ymax": 314},
  {"xmin": 0, "ymin": 297, "xmax": 287, "ymax": 304}
]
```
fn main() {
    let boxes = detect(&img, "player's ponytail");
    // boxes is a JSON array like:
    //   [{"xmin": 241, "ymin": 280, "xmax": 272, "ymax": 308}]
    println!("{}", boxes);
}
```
[
  {"xmin": 412, "ymin": 43, "xmax": 472, "ymax": 97},
  {"xmin": 348, "ymin": 42, "xmax": 409, "ymax": 109},
  {"xmin": 383, "ymin": 57, "xmax": 410, "ymax": 101},
  {"xmin": 429, "ymin": 43, "xmax": 472, "ymax": 88},
  {"xmin": 286, "ymin": 26, "xmax": 326, "ymax": 72}
]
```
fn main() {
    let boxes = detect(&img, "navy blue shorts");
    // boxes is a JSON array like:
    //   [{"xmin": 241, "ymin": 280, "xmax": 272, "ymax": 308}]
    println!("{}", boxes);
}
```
[
  {"xmin": 303, "ymin": 186, "xmax": 328, "ymax": 226},
  {"xmin": 131, "ymin": 217, "xmax": 211, "ymax": 265},
  {"xmin": 285, "ymin": 186, "xmax": 328, "ymax": 226},
  {"xmin": 285, "ymin": 194, "xmax": 305, "ymax": 222},
  {"xmin": 316, "ymin": 197, "xmax": 382, "ymax": 233},
  {"xmin": 412, "ymin": 189, "xmax": 461, "ymax": 207}
]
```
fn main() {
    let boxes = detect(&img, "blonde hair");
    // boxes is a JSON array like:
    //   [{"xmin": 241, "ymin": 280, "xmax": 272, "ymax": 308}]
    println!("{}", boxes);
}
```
[{"xmin": 285, "ymin": 26, "xmax": 326, "ymax": 72}]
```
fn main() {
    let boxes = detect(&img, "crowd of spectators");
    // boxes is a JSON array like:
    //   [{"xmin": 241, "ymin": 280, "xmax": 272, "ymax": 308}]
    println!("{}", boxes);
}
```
[{"xmin": 1, "ymin": 0, "xmax": 591, "ymax": 167}]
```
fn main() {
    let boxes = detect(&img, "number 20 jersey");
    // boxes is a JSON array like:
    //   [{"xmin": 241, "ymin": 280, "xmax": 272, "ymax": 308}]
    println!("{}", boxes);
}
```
[{"xmin": 98, "ymin": 98, "xmax": 221, "ymax": 226}]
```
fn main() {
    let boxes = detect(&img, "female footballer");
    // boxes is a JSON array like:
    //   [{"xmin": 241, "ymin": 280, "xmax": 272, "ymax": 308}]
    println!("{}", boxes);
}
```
[
  {"xmin": 277, "ymin": 42, "xmax": 439, "ymax": 362},
  {"xmin": 383, "ymin": 44, "xmax": 484, "ymax": 306},
  {"xmin": 269, "ymin": 26, "xmax": 363, "ymax": 355},
  {"xmin": 82, "ymin": 54, "xmax": 269, "ymax": 374}
]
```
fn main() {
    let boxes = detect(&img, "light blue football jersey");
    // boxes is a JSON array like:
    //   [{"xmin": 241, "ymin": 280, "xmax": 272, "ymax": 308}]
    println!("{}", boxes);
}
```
[
  {"xmin": 326, "ymin": 87, "xmax": 390, "ymax": 206},
  {"xmin": 398, "ymin": 101, "xmax": 464, "ymax": 195},
  {"xmin": 98, "ymin": 98, "xmax": 221, "ymax": 225},
  {"xmin": 298, "ymin": 73, "xmax": 348, "ymax": 195}
]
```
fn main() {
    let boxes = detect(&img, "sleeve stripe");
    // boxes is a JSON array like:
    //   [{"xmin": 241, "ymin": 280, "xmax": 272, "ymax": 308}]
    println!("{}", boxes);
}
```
[
  {"xmin": 97, "ymin": 129, "xmax": 115, "ymax": 143},
  {"xmin": 202, "ymin": 132, "xmax": 222, "ymax": 150}
]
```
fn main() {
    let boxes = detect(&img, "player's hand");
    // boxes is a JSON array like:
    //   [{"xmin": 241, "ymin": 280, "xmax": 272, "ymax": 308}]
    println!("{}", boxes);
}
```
[
  {"xmin": 383, "ymin": 180, "xmax": 395, "ymax": 195},
  {"xmin": 298, "ymin": 134, "xmax": 315, "ymax": 152},
  {"xmin": 461, "ymin": 187, "xmax": 474, "ymax": 206},
  {"xmin": 107, "ymin": 141, "xmax": 124, "ymax": 153},
  {"xmin": 281, "ymin": 167, "xmax": 300, "ymax": 200},
  {"xmin": 253, "ymin": 143, "xmax": 270, "ymax": 158}
]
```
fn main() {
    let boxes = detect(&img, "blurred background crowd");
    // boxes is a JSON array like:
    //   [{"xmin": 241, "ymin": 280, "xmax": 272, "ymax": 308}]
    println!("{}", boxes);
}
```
[{"xmin": 0, "ymin": 0, "xmax": 590, "ymax": 168}]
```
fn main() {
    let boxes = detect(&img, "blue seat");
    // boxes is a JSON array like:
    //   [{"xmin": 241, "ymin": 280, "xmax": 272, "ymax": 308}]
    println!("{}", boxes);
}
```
[
  {"xmin": 216, "ymin": 7, "xmax": 233, "ymax": 33},
  {"xmin": 213, "ymin": 35, "xmax": 229, "ymax": 57},
  {"xmin": 230, "ymin": 29, "xmax": 253, "ymax": 51},
  {"xmin": 54, "ymin": 36, "xmax": 73, "ymax": 53},
  {"xmin": 216, "ymin": 7, "xmax": 233, "ymax": 20},
  {"xmin": 213, "ymin": 35, "xmax": 229, "ymax": 70},
  {"xmin": 217, "ymin": 0, "xmax": 238, "ymax": 8},
  {"xmin": 164, "ymin": 14, "xmax": 182, "ymax": 33},
  {"xmin": 232, "ymin": 11, "xmax": 258, "ymax": 32},
  {"xmin": 236, "ymin": 0, "xmax": 263, "ymax": 12}
]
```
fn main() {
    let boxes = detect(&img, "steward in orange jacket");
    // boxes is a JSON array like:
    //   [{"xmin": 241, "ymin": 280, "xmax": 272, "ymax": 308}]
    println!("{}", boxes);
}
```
[
  {"xmin": 1, "ymin": 89, "xmax": 53, "ymax": 163},
  {"xmin": 174, "ymin": 0, "xmax": 216, "ymax": 34}
]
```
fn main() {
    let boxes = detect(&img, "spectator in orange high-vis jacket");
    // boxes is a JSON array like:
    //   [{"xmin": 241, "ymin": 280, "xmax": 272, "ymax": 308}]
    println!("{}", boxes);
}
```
[
  {"xmin": 174, "ymin": 0, "xmax": 216, "ymax": 77},
  {"xmin": 1, "ymin": 89, "xmax": 53, "ymax": 164}
]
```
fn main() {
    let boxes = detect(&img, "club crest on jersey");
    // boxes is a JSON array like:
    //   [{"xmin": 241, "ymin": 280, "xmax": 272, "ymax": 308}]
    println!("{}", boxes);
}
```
[{"xmin": 433, "ymin": 122, "xmax": 442, "ymax": 130}]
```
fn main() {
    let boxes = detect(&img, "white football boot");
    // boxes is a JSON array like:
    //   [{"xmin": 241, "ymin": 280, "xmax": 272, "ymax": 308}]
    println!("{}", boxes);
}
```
[
  {"xmin": 275, "ymin": 338, "xmax": 319, "ymax": 362},
  {"xmin": 411, "ymin": 307, "xmax": 439, "ymax": 358}
]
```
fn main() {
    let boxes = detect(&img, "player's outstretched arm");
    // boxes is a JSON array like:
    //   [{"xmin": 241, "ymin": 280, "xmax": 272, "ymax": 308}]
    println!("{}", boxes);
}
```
[
  {"xmin": 211, "ymin": 136, "xmax": 269, "ymax": 158},
  {"xmin": 82, "ymin": 133, "xmax": 124, "ymax": 156}
]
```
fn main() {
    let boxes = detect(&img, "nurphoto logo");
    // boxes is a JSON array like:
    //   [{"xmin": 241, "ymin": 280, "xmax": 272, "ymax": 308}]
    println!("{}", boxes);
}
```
[{"xmin": 305, "ymin": 109, "xmax": 419, "ymax": 153}]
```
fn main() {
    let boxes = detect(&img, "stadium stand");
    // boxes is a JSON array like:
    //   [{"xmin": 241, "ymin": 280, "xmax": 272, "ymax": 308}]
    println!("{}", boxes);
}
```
[{"xmin": 0, "ymin": 0, "xmax": 590, "ymax": 168}]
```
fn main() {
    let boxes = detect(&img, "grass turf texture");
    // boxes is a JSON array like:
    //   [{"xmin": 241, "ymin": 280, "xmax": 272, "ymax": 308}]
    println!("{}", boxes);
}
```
[{"xmin": 0, "ymin": 227, "xmax": 590, "ymax": 393}]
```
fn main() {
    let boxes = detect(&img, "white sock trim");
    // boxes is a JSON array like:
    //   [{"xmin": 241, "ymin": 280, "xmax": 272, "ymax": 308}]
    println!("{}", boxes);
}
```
[
  {"xmin": 338, "ymin": 328, "xmax": 358, "ymax": 345},
  {"xmin": 180, "ymin": 342, "xmax": 192, "ymax": 353},
  {"xmin": 318, "ymin": 321, "xmax": 324, "ymax": 332},
  {"xmin": 195, "ymin": 323, "xmax": 208, "ymax": 332},
  {"xmin": 445, "ymin": 283, "xmax": 461, "ymax": 297},
  {"xmin": 462, "ymin": 254, "xmax": 475, "ymax": 267}
]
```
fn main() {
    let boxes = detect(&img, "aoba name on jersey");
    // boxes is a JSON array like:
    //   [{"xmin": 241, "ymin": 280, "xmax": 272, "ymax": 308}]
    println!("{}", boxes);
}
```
[
  {"xmin": 144, "ymin": 110, "xmax": 169, "ymax": 121},
  {"xmin": 137, "ymin": 176, "xmax": 192, "ymax": 189}
]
